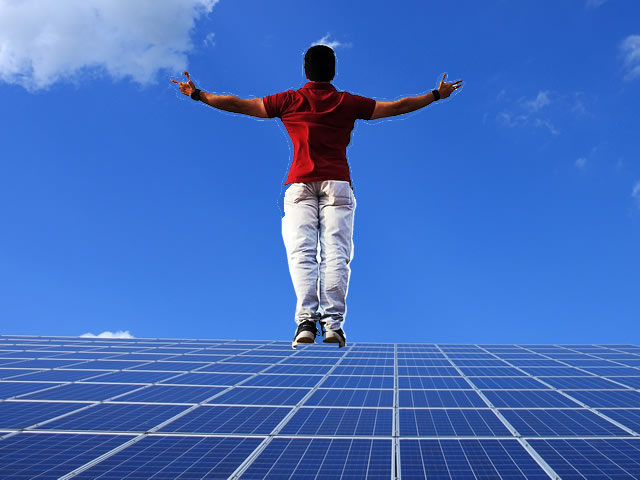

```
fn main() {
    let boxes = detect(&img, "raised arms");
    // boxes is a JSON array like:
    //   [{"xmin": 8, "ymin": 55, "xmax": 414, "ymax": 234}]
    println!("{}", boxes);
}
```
[
  {"xmin": 369, "ymin": 74, "xmax": 462, "ymax": 120},
  {"xmin": 170, "ymin": 71, "xmax": 268, "ymax": 118}
]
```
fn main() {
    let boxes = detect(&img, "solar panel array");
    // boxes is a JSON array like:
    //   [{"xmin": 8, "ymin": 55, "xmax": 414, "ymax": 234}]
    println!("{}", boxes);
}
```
[{"xmin": 1, "ymin": 335, "xmax": 639, "ymax": 479}]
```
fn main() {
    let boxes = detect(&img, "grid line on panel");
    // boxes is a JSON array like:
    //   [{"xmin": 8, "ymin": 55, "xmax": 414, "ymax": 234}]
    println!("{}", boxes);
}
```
[
  {"xmin": 228, "ymin": 344, "xmax": 356, "ymax": 480},
  {"xmin": 38, "ymin": 342, "xmax": 305, "ymax": 476},
  {"xmin": 510, "ymin": 345, "xmax": 640, "ymax": 437},
  {"xmin": 393, "ymin": 342, "xmax": 399, "ymax": 480},
  {"xmin": 438, "ymin": 344, "xmax": 561, "ymax": 480}
]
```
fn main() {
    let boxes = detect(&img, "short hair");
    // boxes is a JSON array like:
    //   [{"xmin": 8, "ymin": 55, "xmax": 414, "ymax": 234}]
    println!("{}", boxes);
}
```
[{"xmin": 304, "ymin": 45, "xmax": 336, "ymax": 82}]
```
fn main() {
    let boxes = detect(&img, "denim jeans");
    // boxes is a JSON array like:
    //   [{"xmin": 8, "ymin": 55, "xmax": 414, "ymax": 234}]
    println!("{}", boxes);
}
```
[{"xmin": 282, "ymin": 180, "xmax": 356, "ymax": 331}]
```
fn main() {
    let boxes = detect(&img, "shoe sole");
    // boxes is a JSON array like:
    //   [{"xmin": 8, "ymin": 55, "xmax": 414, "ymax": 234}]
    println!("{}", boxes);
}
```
[
  {"xmin": 292, "ymin": 331, "xmax": 315, "ymax": 349},
  {"xmin": 323, "ymin": 333, "xmax": 346, "ymax": 348}
]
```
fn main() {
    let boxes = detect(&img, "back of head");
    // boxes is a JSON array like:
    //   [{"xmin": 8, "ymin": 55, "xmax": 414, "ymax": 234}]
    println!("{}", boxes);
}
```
[{"xmin": 304, "ymin": 45, "xmax": 336, "ymax": 82}]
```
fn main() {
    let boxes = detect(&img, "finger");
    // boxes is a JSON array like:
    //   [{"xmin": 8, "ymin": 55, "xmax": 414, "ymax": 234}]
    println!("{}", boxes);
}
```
[
  {"xmin": 453, "ymin": 80, "xmax": 463, "ymax": 85},
  {"xmin": 170, "ymin": 79, "xmax": 179, "ymax": 84},
  {"xmin": 184, "ymin": 71, "xmax": 191, "ymax": 81}
]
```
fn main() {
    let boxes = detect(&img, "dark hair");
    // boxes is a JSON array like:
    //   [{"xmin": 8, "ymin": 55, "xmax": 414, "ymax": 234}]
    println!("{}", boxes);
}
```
[{"xmin": 304, "ymin": 45, "xmax": 336, "ymax": 82}]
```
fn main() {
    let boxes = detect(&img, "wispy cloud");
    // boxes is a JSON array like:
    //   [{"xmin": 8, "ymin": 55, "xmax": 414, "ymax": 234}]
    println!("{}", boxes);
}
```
[
  {"xmin": 620, "ymin": 35, "xmax": 640, "ymax": 81},
  {"xmin": 586, "ymin": 0, "xmax": 608, "ymax": 8},
  {"xmin": 575, "ymin": 157, "xmax": 587, "ymax": 169},
  {"xmin": 81, "ymin": 330, "xmax": 134, "ymax": 339},
  {"xmin": 522, "ymin": 90, "xmax": 551, "ymax": 112},
  {"xmin": 632, "ymin": 181, "xmax": 640, "ymax": 207},
  {"xmin": 203, "ymin": 32, "xmax": 216, "ymax": 47},
  {"xmin": 0, "ymin": 0, "xmax": 219, "ymax": 91},
  {"xmin": 311, "ymin": 33, "xmax": 352, "ymax": 49}
]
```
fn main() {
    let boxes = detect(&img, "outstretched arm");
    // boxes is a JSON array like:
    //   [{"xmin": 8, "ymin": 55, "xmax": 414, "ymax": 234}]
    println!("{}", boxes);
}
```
[
  {"xmin": 170, "ymin": 72, "xmax": 268, "ymax": 118},
  {"xmin": 369, "ymin": 73, "xmax": 462, "ymax": 120}
]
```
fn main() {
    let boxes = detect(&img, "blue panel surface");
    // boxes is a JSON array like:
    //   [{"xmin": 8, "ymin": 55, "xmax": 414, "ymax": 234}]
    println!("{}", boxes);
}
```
[
  {"xmin": 0, "ymin": 401, "xmax": 88, "ymax": 429},
  {"xmin": 500, "ymin": 409, "xmax": 630, "ymax": 436},
  {"xmin": 0, "ymin": 433, "xmax": 130, "ymax": 479},
  {"xmin": 482, "ymin": 390, "xmax": 581, "ymax": 408},
  {"xmin": 158, "ymin": 405, "xmax": 291, "ymax": 434},
  {"xmin": 207, "ymin": 387, "xmax": 309, "ymax": 406},
  {"xmin": 529, "ymin": 439, "xmax": 640, "ymax": 480},
  {"xmin": 305, "ymin": 388, "xmax": 394, "ymax": 407},
  {"xmin": 400, "ymin": 439, "xmax": 549, "ymax": 479},
  {"xmin": 240, "ymin": 438, "xmax": 391, "ymax": 479},
  {"xmin": 74, "ymin": 436, "xmax": 262, "ymax": 480},
  {"xmin": 399, "ymin": 389, "xmax": 486, "ymax": 408},
  {"xmin": 37, "ymin": 403, "xmax": 188, "ymax": 432},
  {"xmin": 1, "ymin": 336, "xmax": 639, "ymax": 480},
  {"xmin": 21, "ymin": 383, "xmax": 141, "ymax": 401},
  {"xmin": 0, "ymin": 381, "xmax": 63, "ymax": 399},
  {"xmin": 112, "ymin": 385, "xmax": 225, "ymax": 404},
  {"xmin": 280, "ymin": 407, "xmax": 392, "ymax": 436},
  {"xmin": 399, "ymin": 409, "xmax": 512, "ymax": 436}
]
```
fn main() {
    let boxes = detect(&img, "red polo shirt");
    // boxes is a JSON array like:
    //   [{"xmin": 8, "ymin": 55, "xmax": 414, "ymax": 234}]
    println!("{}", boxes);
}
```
[{"xmin": 263, "ymin": 81, "xmax": 376, "ymax": 186}]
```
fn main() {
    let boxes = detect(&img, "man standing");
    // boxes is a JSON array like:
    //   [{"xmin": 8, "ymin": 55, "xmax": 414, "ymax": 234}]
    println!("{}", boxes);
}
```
[{"xmin": 172, "ymin": 45, "xmax": 462, "ymax": 348}]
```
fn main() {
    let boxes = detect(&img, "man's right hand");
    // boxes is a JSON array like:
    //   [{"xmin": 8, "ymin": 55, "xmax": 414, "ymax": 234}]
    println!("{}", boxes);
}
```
[
  {"xmin": 438, "ymin": 73, "xmax": 462, "ymax": 99},
  {"xmin": 170, "ymin": 71, "xmax": 196, "ymax": 96}
]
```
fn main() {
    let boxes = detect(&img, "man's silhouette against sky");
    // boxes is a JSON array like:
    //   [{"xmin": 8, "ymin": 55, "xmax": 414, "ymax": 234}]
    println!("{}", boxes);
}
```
[{"xmin": 172, "ymin": 45, "xmax": 462, "ymax": 348}]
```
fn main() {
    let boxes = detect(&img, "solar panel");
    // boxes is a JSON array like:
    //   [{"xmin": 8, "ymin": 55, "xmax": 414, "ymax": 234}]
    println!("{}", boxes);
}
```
[{"xmin": 1, "ymin": 336, "xmax": 639, "ymax": 479}]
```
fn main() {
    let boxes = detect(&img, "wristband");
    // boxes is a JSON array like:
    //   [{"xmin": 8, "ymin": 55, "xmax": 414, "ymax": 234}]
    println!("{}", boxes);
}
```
[
  {"xmin": 432, "ymin": 89, "xmax": 440, "ymax": 101},
  {"xmin": 190, "ymin": 89, "xmax": 201, "ymax": 101}
]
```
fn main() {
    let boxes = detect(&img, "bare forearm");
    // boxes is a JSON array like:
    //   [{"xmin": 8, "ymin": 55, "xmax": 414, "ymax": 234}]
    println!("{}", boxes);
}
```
[
  {"xmin": 199, "ymin": 92, "xmax": 243, "ymax": 113},
  {"xmin": 395, "ymin": 91, "xmax": 438, "ymax": 115}
]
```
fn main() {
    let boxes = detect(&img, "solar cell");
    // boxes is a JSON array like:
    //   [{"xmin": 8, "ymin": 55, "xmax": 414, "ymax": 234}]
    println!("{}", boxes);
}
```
[
  {"xmin": 280, "ymin": 407, "xmax": 393, "ymax": 436},
  {"xmin": 112, "ymin": 384, "xmax": 225, "ymax": 404},
  {"xmin": 157, "ymin": 405, "xmax": 291, "ymax": 434},
  {"xmin": 0, "ymin": 401, "xmax": 89, "ymax": 429},
  {"xmin": 399, "ymin": 409, "xmax": 512, "ymax": 436},
  {"xmin": 399, "ymin": 389, "xmax": 486, "ymax": 408},
  {"xmin": 36, "ymin": 403, "xmax": 188, "ymax": 432},
  {"xmin": 400, "ymin": 439, "xmax": 550, "ymax": 479},
  {"xmin": 528, "ymin": 439, "xmax": 640, "ymax": 479},
  {"xmin": 0, "ymin": 433, "xmax": 131, "ymax": 479},
  {"xmin": 20, "ymin": 383, "xmax": 142, "ymax": 402},
  {"xmin": 239, "ymin": 438, "xmax": 392, "ymax": 479},
  {"xmin": 74, "ymin": 435, "xmax": 263, "ymax": 480},
  {"xmin": 0, "ymin": 381, "xmax": 64, "ymax": 399},
  {"xmin": 500, "ymin": 408, "xmax": 630, "ymax": 436},
  {"xmin": 482, "ymin": 390, "xmax": 582, "ymax": 408},
  {"xmin": 207, "ymin": 387, "xmax": 310, "ymax": 406},
  {"xmin": 0, "ymin": 335, "xmax": 638, "ymax": 479},
  {"xmin": 305, "ymin": 388, "xmax": 394, "ymax": 407}
]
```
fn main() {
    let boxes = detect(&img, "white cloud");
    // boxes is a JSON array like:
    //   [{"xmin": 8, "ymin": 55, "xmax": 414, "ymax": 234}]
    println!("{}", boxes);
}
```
[
  {"xmin": 523, "ymin": 90, "xmax": 551, "ymax": 112},
  {"xmin": 203, "ymin": 32, "xmax": 216, "ymax": 47},
  {"xmin": 311, "ymin": 33, "xmax": 352, "ymax": 49},
  {"xmin": 586, "ymin": 0, "xmax": 608, "ymax": 8},
  {"xmin": 533, "ymin": 118, "xmax": 560, "ymax": 135},
  {"xmin": 0, "ymin": 0, "xmax": 219, "ymax": 91},
  {"xmin": 633, "ymin": 180, "xmax": 640, "ymax": 207},
  {"xmin": 620, "ymin": 35, "xmax": 640, "ymax": 81},
  {"xmin": 81, "ymin": 330, "xmax": 134, "ymax": 339},
  {"xmin": 575, "ymin": 157, "xmax": 587, "ymax": 169}
]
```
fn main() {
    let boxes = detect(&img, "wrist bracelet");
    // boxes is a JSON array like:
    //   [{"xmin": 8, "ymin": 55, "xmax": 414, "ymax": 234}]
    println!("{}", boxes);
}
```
[
  {"xmin": 432, "ymin": 89, "xmax": 440, "ymax": 101},
  {"xmin": 190, "ymin": 89, "xmax": 201, "ymax": 101}
]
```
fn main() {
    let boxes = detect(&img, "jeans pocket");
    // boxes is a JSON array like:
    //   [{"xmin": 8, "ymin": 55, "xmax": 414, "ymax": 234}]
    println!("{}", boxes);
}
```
[
  {"xmin": 322, "ymin": 181, "xmax": 353, "ymax": 206},
  {"xmin": 284, "ymin": 183, "xmax": 309, "ymax": 204}
]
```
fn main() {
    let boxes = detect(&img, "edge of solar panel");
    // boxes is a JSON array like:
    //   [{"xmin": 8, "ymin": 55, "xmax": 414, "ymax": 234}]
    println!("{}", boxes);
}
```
[{"xmin": 1, "ymin": 335, "xmax": 640, "ymax": 479}]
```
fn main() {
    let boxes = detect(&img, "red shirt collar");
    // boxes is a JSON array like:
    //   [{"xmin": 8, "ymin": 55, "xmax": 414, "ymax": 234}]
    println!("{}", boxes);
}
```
[{"xmin": 303, "ymin": 81, "xmax": 336, "ymax": 91}]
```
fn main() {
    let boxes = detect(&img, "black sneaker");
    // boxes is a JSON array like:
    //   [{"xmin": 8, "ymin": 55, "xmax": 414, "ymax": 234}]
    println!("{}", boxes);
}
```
[
  {"xmin": 292, "ymin": 321, "xmax": 319, "ymax": 349},
  {"xmin": 323, "ymin": 328, "xmax": 346, "ymax": 348}
]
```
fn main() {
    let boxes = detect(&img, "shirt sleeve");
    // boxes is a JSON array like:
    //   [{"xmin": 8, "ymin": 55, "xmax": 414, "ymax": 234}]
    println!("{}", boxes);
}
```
[
  {"xmin": 349, "ymin": 93, "xmax": 377, "ymax": 120},
  {"xmin": 262, "ymin": 91, "xmax": 294, "ymax": 118}
]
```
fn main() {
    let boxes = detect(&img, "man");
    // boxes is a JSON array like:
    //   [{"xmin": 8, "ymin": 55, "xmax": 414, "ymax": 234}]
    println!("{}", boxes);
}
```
[{"xmin": 172, "ymin": 45, "xmax": 462, "ymax": 348}]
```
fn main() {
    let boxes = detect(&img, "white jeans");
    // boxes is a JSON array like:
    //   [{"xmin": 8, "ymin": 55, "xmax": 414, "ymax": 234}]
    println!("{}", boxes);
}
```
[{"xmin": 282, "ymin": 180, "xmax": 356, "ymax": 331}]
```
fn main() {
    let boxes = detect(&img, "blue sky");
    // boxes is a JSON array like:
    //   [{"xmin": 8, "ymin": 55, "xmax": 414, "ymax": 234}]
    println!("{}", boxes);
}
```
[{"xmin": 1, "ymin": 0, "xmax": 639, "ymax": 344}]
